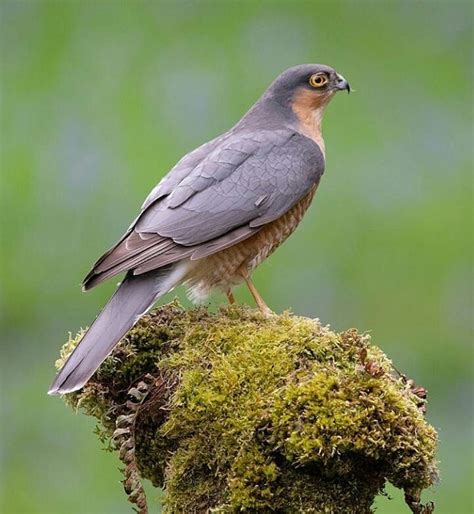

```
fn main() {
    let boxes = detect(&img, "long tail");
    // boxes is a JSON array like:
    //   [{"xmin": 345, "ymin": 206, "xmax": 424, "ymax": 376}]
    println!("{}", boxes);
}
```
[{"xmin": 48, "ymin": 263, "xmax": 188, "ymax": 395}]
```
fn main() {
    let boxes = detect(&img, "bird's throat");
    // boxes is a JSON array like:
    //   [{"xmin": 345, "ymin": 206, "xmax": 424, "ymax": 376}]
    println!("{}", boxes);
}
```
[{"xmin": 291, "ymin": 89, "xmax": 332, "ymax": 158}]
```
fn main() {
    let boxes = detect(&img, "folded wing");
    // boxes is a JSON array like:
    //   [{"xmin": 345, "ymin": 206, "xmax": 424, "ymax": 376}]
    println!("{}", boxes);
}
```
[{"xmin": 83, "ymin": 130, "xmax": 324, "ymax": 290}]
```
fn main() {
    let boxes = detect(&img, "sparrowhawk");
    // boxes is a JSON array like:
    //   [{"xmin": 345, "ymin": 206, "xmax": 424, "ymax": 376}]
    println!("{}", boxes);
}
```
[{"xmin": 49, "ymin": 64, "xmax": 350, "ymax": 395}]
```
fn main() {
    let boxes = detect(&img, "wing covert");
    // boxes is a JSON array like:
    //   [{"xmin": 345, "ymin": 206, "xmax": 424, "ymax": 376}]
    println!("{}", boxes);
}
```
[
  {"xmin": 83, "ymin": 129, "xmax": 324, "ymax": 289},
  {"xmin": 135, "ymin": 130, "xmax": 324, "ymax": 245}
]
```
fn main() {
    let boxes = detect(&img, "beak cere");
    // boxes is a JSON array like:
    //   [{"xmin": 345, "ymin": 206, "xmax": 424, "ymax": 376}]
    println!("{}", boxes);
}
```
[{"xmin": 335, "ymin": 73, "xmax": 351, "ymax": 94}]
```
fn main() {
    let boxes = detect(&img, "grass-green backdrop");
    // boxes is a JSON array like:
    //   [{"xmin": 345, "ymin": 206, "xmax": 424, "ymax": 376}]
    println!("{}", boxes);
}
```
[{"xmin": 1, "ymin": 1, "xmax": 472, "ymax": 513}]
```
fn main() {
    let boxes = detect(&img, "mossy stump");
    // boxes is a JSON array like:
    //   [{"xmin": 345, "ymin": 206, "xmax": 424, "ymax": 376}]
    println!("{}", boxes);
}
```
[{"xmin": 58, "ymin": 301, "xmax": 438, "ymax": 514}]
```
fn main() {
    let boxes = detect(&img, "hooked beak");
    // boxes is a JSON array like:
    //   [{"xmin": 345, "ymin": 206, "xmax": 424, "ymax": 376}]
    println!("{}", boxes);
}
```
[{"xmin": 334, "ymin": 74, "xmax": 351, "ymax": 94}]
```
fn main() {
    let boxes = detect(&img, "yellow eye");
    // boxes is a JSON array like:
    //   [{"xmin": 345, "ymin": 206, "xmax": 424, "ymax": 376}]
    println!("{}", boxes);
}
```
[{"xmin": 309, "ymin": 74, "xmax": 328, "ymax": 88}]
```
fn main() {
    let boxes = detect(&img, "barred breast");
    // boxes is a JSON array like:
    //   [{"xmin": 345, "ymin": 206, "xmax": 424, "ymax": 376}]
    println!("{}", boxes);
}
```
[{"xmin": 185, "ymin": 184, "xmax": 318, "ymax": 300}]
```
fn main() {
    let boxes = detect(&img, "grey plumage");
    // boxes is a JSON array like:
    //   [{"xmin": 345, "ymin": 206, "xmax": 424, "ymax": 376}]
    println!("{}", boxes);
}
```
[
  {"xmin": 83, "ymin": 131, "xmax": 323, "ymax": 289},
  {"xmin": 49, "ymin": 63, "xmax": 349, "ymax": 395},
  {"xmin": 48, "ymin": 264, "xmax": 187, "ymax": 394}
]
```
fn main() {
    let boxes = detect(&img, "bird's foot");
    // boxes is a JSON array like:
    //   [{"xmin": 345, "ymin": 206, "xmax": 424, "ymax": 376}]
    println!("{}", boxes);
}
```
[{"xmin": 257, "ymin": 303, "xmax": 274, "ymax": 318}]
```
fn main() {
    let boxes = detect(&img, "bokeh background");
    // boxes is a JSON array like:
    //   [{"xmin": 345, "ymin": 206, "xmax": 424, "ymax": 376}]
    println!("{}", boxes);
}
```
[{"xmin": 1, "ymin": 1, "xmax": 472, "ymax": 513}]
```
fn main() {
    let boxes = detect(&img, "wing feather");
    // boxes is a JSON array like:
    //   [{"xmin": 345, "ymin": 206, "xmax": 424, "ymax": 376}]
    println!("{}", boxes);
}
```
[{"xmin": 83, "ymin": 129, "xmax": 324, "ymax": 290}]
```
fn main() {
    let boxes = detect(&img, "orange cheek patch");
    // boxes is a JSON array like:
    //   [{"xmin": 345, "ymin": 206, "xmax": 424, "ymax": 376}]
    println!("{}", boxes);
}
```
[
  {"xmin": 291, "ymin": 88, "xmax": 332, "ymax": 113},
  {"xmin": 290, "ymin": 88, "xmax": 333, "ymax": 157}
]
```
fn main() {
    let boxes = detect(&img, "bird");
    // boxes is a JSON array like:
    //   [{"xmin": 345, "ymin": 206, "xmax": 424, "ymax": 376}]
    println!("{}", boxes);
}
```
[{"xmin": 48, "ymin": 63, "xmax": 350, "ymax": 395}]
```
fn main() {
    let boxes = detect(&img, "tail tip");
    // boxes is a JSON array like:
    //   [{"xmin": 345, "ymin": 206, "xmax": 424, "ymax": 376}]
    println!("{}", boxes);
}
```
[
  {"xmin": 48, "ymin": 379, "xmax": 84, "ymax": 396},
  {"xmin": 47, "ymin": 378, "xmax": 64, "ymax": 395}
]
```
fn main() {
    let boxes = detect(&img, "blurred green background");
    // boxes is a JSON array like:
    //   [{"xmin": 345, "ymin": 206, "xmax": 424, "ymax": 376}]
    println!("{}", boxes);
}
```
[{"xmin": 1, "ymin": 1, "xmax": 472, "ymax": 513}]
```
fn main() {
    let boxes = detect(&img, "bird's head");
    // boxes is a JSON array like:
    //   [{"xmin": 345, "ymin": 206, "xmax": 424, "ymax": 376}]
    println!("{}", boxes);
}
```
[
  {"xmin": 264, "ymin": 64, "xmax": 350, "ymax": 125},
  {"xmin": 268, "ymin": 64, "xmax": 350, "ymax": 103}
]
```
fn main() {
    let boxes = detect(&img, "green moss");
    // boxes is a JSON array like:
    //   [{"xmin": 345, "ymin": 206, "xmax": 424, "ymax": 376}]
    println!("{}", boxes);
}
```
[{"xmin": 58, "ymin": 301, "xmax": 438, "ymax": 513}]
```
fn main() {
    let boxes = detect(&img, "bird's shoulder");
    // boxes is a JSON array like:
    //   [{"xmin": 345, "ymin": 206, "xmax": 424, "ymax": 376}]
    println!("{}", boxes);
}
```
[{"xmin": 142, "ymin": 127, "xmax": 323, "ymax": 212}]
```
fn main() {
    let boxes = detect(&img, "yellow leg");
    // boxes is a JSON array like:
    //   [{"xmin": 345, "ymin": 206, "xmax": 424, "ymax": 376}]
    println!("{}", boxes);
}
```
[
  {"xmin": 241, "ymin": 271, "xmax": 273, "ymax": 316},
  {"xmin": 226, "ymin": 289, "xmax": 236, "ymax": 305}
]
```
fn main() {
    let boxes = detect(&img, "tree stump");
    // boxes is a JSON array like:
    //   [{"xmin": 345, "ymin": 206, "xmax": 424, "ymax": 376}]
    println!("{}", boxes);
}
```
[{"xmin": 57, "ymin": 301, "xmax": 438, "ymax": 513}]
